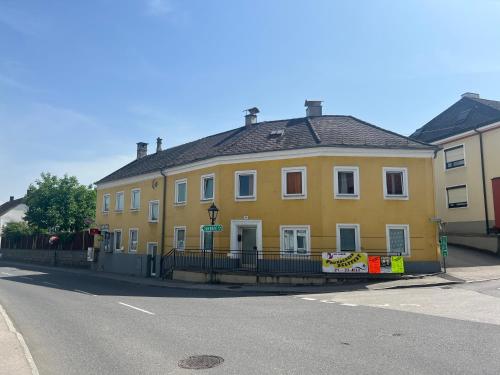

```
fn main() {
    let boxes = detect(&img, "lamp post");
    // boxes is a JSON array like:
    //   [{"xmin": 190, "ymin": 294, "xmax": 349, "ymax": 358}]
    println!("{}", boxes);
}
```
[{"xmin": 207, "ymin": 203, "xmax": 219, "ymax": 283}]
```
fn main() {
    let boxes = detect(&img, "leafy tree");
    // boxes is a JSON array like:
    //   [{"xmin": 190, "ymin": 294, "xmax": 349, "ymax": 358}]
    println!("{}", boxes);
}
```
[
  {"xmin": 1, "ymin": 221, "xmax": 32, "ymax": 240},
  {"xmin": 24, "ymin": 173, "xmax": 96, "ymax": 233}
]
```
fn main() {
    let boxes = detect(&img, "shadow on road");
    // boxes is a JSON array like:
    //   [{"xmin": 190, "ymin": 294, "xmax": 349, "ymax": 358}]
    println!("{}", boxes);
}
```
[
  {"xmin": 446, "ymin": 245, "xmax": 500, "ymax": 268},
  {"xmin": 0, "ymin": 262, "xmax": 374, "ymax": 299}
]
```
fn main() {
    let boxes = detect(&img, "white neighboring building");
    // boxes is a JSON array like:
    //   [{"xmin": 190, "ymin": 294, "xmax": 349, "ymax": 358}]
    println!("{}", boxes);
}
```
[{"xmin": 0, "ymin": 196, "xmax": 28, "ymax": 245}]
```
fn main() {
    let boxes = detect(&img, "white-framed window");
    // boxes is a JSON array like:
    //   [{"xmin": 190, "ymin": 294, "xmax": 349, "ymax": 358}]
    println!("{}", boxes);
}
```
[
  {"xmin": 444, "ymin": 145, "xmax": 465, "ymax": 170},
  {"xmin": 130, "ymin": 188, "xmax": 141, "ymax": 210},
  {"xmin": 174, "ymin": 226, "xmax": 186, "ymax": 250},
  {"xmin": 128, "ymin": 228, "xmax": 139, "ymax": 253},
  {"xmin": 282, "ymin": 167, "xmax": 307, "ymax": 199},
  {"xmin": 114, "ymin": 229, "xmax": 122, "ymax": 252},
  {"xmin": 280, "ymin": 225, "xmax": 310, "ymax": 255},
  {"xmin": 148, "ymin": 200, "xmax": 160, "ymax": 222},
  {"xmin": 383, "ymin": 167, "xmax": 408, "ymax": 199},
  {"xmin": 386, "ymin": 224, "xmax": 410, "ymax": 256},
  {"xmin": 102, "ymin": 193, "xmax": 110, "ymax": 213},
  {"xmin": 115, "ymin": 191, "xmax": 124, "ymax": 211},
  {"xmin": 334, "ymin": 166, "xmax": 360, "ymax": 199},
  {"xmin": 336, "ymin": 224, "xmax": 361, "ymax": 252},
  {"xmin": 200, "ymin": 173, "xmax": 215, "ymax": 201},
  {"xmin": 175, "ymin": 179, "xmax": 187, "ymax": 204},
  {"xmin": 235, "ymin": 170, "xmax": 257, "ymax": 200},
  {"xmin": 446, "ymin": 185, "xmax": 468, "ymax": 208},
  {"xmin": 200, "ymin": 225, "xmax": 213, "ymax": 251}
]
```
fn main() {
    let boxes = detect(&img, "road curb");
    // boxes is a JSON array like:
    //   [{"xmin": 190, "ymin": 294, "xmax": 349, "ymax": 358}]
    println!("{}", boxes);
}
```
[
  {"xmin": 1, "ymin": 260, "xmax": 460, "ymax": 294},
  {"xmin": 0, "ymin": 303, "xmax": 40, "ymax": 375}
]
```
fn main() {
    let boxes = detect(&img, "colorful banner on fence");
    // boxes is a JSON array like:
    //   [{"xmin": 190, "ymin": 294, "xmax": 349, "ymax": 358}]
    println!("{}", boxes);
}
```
[
  {"xmin": 322, "ymin": 253, "xmax": 405, "ymax": 274},
  {"xmin": 322, "ymin": 252, "xmax": 368, "ymax": 273}
]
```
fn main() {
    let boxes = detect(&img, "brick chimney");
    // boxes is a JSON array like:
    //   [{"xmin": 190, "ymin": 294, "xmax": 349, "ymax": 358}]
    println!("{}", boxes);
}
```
[
  {"xmin": 156, "ymin": 137, "xmax": 162, "ymax": 153},
  {"xmin": 461, "ymin": 92, "xmax": 480, "ymax": 99},
  {"xmin": 305, "ymin": 100, "xmax": 323, "ymax": 116},
  {"xmin": 136, "ymin": 142, "xmax": 148, "ymax": 159},
  {"xmin": 244, "ymin": 107, "xmax": 260, "ymax": 126}
]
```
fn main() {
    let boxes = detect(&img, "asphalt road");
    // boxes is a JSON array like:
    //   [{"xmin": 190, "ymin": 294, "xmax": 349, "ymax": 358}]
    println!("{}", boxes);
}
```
[{"xmin": 1, "ymin": 263, "xmax": 500, "ymax": 375}]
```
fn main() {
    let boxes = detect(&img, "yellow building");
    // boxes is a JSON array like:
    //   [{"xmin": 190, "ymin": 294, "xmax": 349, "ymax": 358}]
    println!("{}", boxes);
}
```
[
  {"xmin": 95, "ymin": 101, "xmax": 440, "ymax": 277},
  {"xmin": 411, "ymin": 92, "xmax": 500, "ymax": 253}
]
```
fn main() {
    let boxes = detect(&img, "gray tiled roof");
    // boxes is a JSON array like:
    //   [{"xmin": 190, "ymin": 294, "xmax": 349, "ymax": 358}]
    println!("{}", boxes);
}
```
[
  {"xmin": 0, "ymin": 197, "xmax": 25, "ymax": 217},
  {"xmin": 411, "ymin": 96, "xmax": 500, "ymax": 143},
  {"xmin": 97, "ymin": 115, "xmax": 434, "ymax": 184}
]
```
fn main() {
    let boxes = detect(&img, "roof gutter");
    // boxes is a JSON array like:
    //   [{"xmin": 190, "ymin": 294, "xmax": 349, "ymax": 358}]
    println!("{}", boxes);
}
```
[{"xmin": 474, "ymin": 129, "xmax": 491, "ymax": 235}]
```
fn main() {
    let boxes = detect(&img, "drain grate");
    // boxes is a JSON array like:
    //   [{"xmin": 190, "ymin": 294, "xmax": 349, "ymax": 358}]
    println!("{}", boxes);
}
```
[{"xmin": 178, "ymin": 355, "xmax": 224, "ymax": 370}]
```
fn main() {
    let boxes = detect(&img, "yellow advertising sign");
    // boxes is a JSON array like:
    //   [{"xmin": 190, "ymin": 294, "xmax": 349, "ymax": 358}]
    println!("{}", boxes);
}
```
[
  {"xmin": 322, "ymin": 252, "xmax": 368, "ymax": 273},
  {"xmin": 391, "ymin": 256, "xmax": 405, "ymax": 273}
]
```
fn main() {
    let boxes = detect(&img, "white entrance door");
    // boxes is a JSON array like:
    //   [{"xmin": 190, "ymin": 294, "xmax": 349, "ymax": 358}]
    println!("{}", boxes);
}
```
[{"xmin": 147, "ymin": 243, "xmax": 158, "ymax": 276}]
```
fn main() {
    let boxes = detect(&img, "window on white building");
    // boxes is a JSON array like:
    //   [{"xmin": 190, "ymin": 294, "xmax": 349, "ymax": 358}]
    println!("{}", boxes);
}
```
[
  {"xmin": 444, "ymin": 145, "xmax": 465, "ymax": 170},
  {"xmin": 446, "ymin": 185, "xmax": 468, "ymax": 208}
]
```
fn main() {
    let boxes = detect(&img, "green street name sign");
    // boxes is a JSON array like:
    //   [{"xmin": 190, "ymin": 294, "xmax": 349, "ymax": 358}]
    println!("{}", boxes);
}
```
[
  {"xmin": 440, "ymin": 235, "xmax": 448, "ymax": 257},
  {"xmin": 202, "ymin": 224, "xmax": 223, "ymax": 232}
]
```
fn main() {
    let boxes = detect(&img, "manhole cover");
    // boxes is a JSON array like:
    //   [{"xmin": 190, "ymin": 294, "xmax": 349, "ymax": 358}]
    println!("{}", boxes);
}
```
[{"xmin": 178, "ymin": 355, "xmax": 224, "ymax": 370}]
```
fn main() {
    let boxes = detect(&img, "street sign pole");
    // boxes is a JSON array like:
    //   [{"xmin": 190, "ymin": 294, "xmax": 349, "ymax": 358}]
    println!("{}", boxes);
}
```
[{"xmin": 440, "ymin": 236, "xmax": 448, "ymax": 273}]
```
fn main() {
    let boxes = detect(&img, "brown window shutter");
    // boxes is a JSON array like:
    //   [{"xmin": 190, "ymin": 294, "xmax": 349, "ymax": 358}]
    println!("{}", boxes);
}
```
[{"xmin": 286, "ymin": 172, "xmax": 302, "ymax": 195}]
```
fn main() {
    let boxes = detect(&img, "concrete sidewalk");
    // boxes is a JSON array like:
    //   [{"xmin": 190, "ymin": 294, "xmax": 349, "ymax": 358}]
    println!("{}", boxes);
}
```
[
  {"xmin": 0, "ymin": 304, "xmax": 38, "ymax": 375},
  {"xmin": 0, "ymin": 260, "xmax": 457, "ymax": 294}
]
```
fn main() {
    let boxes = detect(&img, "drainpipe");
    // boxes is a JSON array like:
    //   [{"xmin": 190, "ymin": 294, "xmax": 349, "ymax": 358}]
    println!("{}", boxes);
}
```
[
  {"xmin": 474, "ymin": 129, "xmax": 490, "ymax": 235},
  {"xmin": 160, "ymin": 169, "xmax": 168, "ymax": 275}
]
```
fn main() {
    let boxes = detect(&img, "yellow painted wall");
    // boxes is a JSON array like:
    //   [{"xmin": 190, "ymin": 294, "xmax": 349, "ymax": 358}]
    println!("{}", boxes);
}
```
[
  {"xmin": 165, "ymin": 156, "xmax": 438, "ymax": 262},
  {"xmin": 434, "ymin": 126, "xmax": 500, "ymax": 225},
  {"xmin": 95, "ymin": 177, "xmax": 164, "ymax": 253}
]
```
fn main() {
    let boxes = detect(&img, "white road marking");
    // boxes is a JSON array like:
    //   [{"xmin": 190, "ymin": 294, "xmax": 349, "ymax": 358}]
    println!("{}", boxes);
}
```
[
  {"xmin": 320, "ymin": 300, "xmax": 336, "ymax": 304},
  {"xmin": 1, "ymin": 272, "xmax": 13, "ymax": 276},
  {"xmin": 400, "ymin": 303, "xmax": 421, "ymax": 307},
  {"xmin": 118, "ymin": 302, "xmax": 155, "ymax": 315},
  {"xmin": 369, "ymin": 304, "xmax": 390, "ymax": 307},
  {"xmin": 43, "ymin": 281, "xmax": 58, "ymax": 286},
  {"xmin": 340, "ymin": 303, "xmax": 358, "ymax": 307},
  {"xmin": 300, "ymin": 297, "xmax": 317, "ymax": 301},
  {"xmin": 74, "ymin": 289, "xmax": 97, "ymax": 297}
]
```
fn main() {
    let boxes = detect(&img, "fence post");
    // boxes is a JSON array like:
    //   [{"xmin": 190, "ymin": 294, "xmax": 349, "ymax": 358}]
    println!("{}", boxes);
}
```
[{"xmin": 210, "ymin": 249, "xmax": 214, "ymax": 283}]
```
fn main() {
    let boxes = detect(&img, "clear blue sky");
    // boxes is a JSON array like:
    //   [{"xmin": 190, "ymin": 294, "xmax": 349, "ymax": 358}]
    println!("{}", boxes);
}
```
[{"xmin": 1, "ymin": 0, "xmax": 500, "ymax": 201}]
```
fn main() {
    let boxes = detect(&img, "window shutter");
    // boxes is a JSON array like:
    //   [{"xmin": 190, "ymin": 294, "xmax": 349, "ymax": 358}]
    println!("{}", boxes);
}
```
[
  {"xmin": 445, "ymin": 147, "xmax": 464, "ymax": 163},
  {"xmin": 286, "ymin": 172, "xmax": 302, "ymax": 195}
]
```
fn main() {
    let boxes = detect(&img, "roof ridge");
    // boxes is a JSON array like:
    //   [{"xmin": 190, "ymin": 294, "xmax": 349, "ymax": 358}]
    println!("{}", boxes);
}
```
[
  {"xmin": 347, "ymin": 115, "xmax": 433, "ymax": 147},
  {"xmin": 468, "ymin": 96, "xmax": 500, "ymax": 112}
]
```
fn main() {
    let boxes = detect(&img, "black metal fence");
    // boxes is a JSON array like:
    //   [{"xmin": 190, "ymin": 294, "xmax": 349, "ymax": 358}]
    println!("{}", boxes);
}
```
[
  {"xmin": 161, "ymin": 248, "xmax": 400, "ymax": 278},
  {"xmin": 0, "ymin": 231, "xmax": 94, "ymax": 250}
]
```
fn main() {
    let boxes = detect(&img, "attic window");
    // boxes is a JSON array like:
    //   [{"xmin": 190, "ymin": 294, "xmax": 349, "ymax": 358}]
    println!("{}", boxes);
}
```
[
  {"xmin": 455, "ymin": 109, "xmax": 471, "ymax": 124},
  {"xmin": 269, "ymin": 129, "xmax": 285, "ymax": 138}
]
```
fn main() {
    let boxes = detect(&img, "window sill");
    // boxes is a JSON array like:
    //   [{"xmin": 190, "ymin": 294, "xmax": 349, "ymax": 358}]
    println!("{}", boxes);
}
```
[
  {"xmin": 384, "ymin": 195, "xmax": 409, "ymax": 200},
  {"xmin": 282, "ymin": 194, "xmax": 307, "ymax": 200},
  {"xmin": 148, "ymin": 220, "xmax": 159, "ymax": 223},
  {"xmin": 174, "ymin": 202, "xmax": 187, "ymax": 206},
  {"xmin": 235, "ymin": 196, "xmax": 256, "ymax": 201},
  {"xmin": 102, "ymin": 211, "xmax": 109, "ymax": 215},
  {"xmin": 114, "ymin": 210, "xmax": 124, "ymax": 213},
  {"xmin": 130, "ymin": 208, "xmax": 140, "ymax": 212},
  {"xmin": 445, "ymin": 165, "xmax": 466, "ymax": 172},
  {"xmin": 200, "ymin": 198, "xmax": 214, "ymax": 203},
  {"xmin": 335, "ymin": 194, "xmax": 360, "ymax": 200}
]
